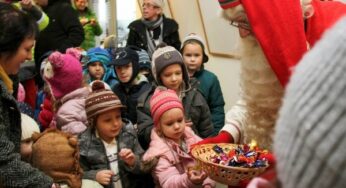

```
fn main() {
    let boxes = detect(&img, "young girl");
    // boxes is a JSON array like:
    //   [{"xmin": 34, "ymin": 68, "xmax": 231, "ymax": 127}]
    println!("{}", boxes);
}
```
[
  {"xmin": 137, "ymin": 44, "xmax": 214, "ymax": 150},
  {"xmin": 142, "ymin": 87, "xmax": 215, "ymax": 188},
  {"xmin": 82, "ymin": 47, "xmax": 118, "ymax": 88},
  {"xmin": 79, "ymin": 81, "xmax": 151, "ymax": 188},
  {"xmin": 180, "ymin": 33, "xmax": 225, "ymax": 135},
  {"xmin": 43, "ymin": 48, "xmax": 89, "ymax": 135}
]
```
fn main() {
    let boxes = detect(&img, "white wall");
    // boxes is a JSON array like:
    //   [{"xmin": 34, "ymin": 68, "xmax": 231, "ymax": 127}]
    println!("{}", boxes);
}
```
[{"xmin": 167, "ymin": 0, "xmax": 241, "ymax": 111}]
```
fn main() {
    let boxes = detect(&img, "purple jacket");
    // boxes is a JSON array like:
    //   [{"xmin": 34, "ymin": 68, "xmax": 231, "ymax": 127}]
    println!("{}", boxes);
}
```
[
  {"xmin": 143, "ymin": 127, "xmax": 215, "ymax": 188},
  {"xmin": 55, "ymin": 87, "xmax": 89, "ymax": 134}
]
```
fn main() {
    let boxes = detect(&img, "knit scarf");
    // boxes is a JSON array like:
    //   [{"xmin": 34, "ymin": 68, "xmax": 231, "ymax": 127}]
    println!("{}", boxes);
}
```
[
  {"xmin": 0, "ymin": 65, "xmax": 13, "ymax": 94},
  {"xmin": 142, "ymin": 16, "xmax": 163, "ymax": 56}
]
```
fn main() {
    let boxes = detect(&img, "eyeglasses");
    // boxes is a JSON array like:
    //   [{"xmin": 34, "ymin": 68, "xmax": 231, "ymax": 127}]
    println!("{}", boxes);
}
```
[
  {"xmin": 142, "ymin": 3, "xmax": 159, "ymax": 9},
  {"xmin": 230, "ymin": 21, "xmax": 252, "ymax": 31}
]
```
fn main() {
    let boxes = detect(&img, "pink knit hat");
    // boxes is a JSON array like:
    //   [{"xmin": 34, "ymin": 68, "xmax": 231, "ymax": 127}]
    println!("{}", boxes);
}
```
[
  {"xmin": 150, "ymin": 87, "xmax": 184, "ymax": 127},
  {"xmin": 43, "ymin": 48, "xmax": 83, "ymax": 100}
]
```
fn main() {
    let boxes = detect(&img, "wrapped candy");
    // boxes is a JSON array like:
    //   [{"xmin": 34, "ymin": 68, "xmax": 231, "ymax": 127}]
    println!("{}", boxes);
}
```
[{"xmin": 210, "ymin": 142, "xmax": 268, "ymax": 168}]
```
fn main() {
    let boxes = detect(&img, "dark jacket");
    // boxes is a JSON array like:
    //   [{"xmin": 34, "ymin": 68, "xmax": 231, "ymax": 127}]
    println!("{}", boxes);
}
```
[
  {"xmin": 126, "ymin": 15, "xmax": 181, "ymax": 52},
  {"xmin": 194, "ymin": 68, "xmax": 225, "ymax": 135},
  {"xmin": 112, "ymin": 81, "xmax": 152, "ymax": 125},
  {"xmin": 79, "ymin": 119, "xmax": 153, "ymax": 188},
  {"xmin": 137, "ymin": 79, "xmax": 214, "ymax": 150},
  {"xmin": 0, "ymin": 80, "xmax": 53, "ymax": 187},
  {"xmin": 34, "ymin": 0, "xmax": 84, "ymax": 74}
]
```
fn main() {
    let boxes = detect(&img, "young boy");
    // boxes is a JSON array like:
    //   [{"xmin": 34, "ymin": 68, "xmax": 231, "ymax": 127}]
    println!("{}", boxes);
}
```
[
  {"xmin": 79, "ymin": 81, "xmax": 151, "ymax": 188},
  {"xmin": 110, "ymin": 47, "xmax": 152, "ymax": 125},
  {"xmin": 180, "ymin": 33, "xmax": 225, "ymax": 135},
  {"xmin": 83, "ymin": 47, "xmax": 118, "ymax": 88}
]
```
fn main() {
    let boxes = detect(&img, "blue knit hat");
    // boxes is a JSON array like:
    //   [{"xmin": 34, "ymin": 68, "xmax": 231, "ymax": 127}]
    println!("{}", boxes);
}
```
[
  {"xmin": 85, "ymin": 47, "xmax": 111, "ymax": 66},
  {"xmin": 137, "ymin": 49, "xmax": 151, "ymax": 70}
]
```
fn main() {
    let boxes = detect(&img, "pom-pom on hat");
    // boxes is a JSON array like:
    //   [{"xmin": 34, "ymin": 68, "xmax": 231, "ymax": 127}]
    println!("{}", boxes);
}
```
[
  {"xmin": 218, "ymin": 0, "xmax": 241, "ymax": 9},
  {"xmin": 85, "ymin": 81, "xmax": 124, "ymax": 125},
  {"xmin": 181, "ymin": 33, "xmax": 209, "ymax": 63},
  {"xmin": 21, "ymin": 113, "xmax": 40, "ymax": 141},
  {"xmin": 150, "ymin": 87, "xmax": 184, "ymax": 127},
  {"xmin": 151, "ymin": 44, "xmax": 189, "ymax": 88},
  {"xmin": 43, "ymin": 48, "xmax": 83, "ymax": 100}
]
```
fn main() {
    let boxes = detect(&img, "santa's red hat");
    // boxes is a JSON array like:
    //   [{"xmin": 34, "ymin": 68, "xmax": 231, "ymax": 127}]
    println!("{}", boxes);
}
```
[{"xmin": 218, "ymin": 0, "xmax": 308, "ymax": 87}]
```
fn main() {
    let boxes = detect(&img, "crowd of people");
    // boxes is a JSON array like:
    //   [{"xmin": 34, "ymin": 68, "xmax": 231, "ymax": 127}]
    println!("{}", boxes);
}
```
[{"xmin": 0, "ymin": 0, "xmax": 346, "ymax": 188}]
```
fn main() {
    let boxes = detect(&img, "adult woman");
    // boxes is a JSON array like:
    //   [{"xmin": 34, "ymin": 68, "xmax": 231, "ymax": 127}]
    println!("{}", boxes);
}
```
[
  {"xmin": 126, "ymin": 0, "xmax": 181, "ymax": 57},
  {"xmin": 0, "ymin": 3, "xmax": 55, "ymax": 187}
]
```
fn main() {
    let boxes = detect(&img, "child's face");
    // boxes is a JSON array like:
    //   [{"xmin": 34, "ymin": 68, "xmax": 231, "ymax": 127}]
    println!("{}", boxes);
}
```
[
  {"xmin": 96, "ymin": 109, "xmax": 123, "ymax": 143},
  {"xmin": 20, "ymin": 140, "xmax": 33, "ymax": 162},
  {"xmin": 182, "ymin": 43, "xmax": 203, "ymax": 76},
  {"xmin": 88, "ymin": 62, "xmax": 105, "ymax": 80},
  {"xmin": 115, "ymin": 63, "xmax": 133, "ymax": 83},
  {"xmin": 160, "ymin": 64, "xmax": 183, "ymax": 92},
  {"xmin": 159, "ymin": 108, "xmax": 185, "ymax": 143}
]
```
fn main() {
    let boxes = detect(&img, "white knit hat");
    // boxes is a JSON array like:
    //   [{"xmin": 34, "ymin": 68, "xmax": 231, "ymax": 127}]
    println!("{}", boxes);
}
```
[{"xmin": 21, "ymin": 113, "xmax": 40, "ymax": 141}]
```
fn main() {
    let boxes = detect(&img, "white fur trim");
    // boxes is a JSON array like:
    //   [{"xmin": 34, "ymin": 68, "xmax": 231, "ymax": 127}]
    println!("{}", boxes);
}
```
[{"xmin": 43, "ymin": 62, "xmax": 54, "ymax": 79}]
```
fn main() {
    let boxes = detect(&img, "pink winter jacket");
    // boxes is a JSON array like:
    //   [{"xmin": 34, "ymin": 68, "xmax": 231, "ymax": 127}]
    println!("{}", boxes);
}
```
[
  {"xmin": 142, "ymin": 127, "xmax": 215, "ymax": 188},
  {"xmin": 55, "ymin": 87, "xmax": 90, "ymax": 135}
]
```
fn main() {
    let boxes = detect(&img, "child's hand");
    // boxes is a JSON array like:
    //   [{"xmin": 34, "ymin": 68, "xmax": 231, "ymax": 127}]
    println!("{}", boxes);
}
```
[
  {"xmin": 119, "ymin": 148, "xmax": 136, "ymax": 167},
  {"xmin": 187, "ymin": 169, "xmax": 208, "ymax": 185},
  {"xmin": 90, "ymin": 18, "xmax": 96, "ymax": 26},
  {"xmin": 96, "ymin": 170, "xmax": 113, "ymax": 185}
]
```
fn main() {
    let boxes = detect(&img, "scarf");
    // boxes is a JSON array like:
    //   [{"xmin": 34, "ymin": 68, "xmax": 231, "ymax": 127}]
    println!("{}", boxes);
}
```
[
  {"xmin": 0, "ymin": 65, "xmax": 13, "ymax": 94},
  {"xmin": 142, "ymin": 16, "xmax": 163, "ymax": 56}
]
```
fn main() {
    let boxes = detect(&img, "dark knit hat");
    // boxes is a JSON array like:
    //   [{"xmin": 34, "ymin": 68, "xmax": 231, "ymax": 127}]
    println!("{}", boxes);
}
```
[
  {"xmin": 85, "ymin": 81, "xmax": 124, "ymax": 124},
  {"xmin": 137, "ymin": 49, "xmax": 151, "ymax": 70},
  {"xmin": 110, "ymin": 47, "xmax": 140, "ymax": 84},
  {"xmin": 151, "ymin": 44, "xmax": 189, "ymax": 88},
  {"xmin": 181, "ymin": 33, "xmax": 209, "ymax": 63},
  {"xmin": 218, "ymin": 0, "xmax": 241, "ymax": 9}
]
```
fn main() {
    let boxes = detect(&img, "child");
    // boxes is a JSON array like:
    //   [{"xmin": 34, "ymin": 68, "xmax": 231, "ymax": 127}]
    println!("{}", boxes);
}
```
[
  {"xmin": 142, "ymin": 87, "xmax": 215, "ymax": 188},
  {"xmin": 137, "ymin": 44, "xmax": 214, "ymax": 150},
  {"xmin": 180, "ymin": 33, "xmax": 225, "ymax": 135},
  {"xmin": 43, "ymin": 48, "xmax": 89, "ymax": 135},
  {"xmin": 20, "ymin": 113, "xmax": 40, "ymax": 163},
  {"xmin": 110, "ymin": 47, "xmax": 152, "ymax": 125},
  {"xmin": 136, "ymin": 48, "xmax": 154, "ymax": 84},
  {"xmin": 79, "ymin": 81, "xmax": 151, "ymax": 188},
  {"xmin": 83, "ymin": 47, "xmax": 118, "ymax": 88}
]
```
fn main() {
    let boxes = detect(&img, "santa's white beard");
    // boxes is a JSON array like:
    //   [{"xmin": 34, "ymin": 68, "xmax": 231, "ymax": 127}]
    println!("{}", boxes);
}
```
[{"xmin": 239, "ymin": 36, "xmax": 284, "ymax": 150}]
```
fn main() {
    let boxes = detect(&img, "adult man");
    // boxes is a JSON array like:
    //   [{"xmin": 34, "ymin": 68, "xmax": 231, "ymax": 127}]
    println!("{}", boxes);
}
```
[{"xmin": 198, "ymin": 0, "xmax": 346, "ymax": 150}]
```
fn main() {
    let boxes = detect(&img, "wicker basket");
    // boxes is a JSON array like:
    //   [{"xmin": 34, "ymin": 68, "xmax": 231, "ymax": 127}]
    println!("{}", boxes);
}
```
[{"xmin": 191, "ymin": 143, "xmax": 269, "ymax": 186}]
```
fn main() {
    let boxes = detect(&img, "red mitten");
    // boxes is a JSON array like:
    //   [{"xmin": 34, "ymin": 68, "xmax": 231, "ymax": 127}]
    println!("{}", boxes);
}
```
[
  {"xmin": 196, "ymin": 131, "xmax": 234, "ymax": 146},
  {"xmin": 38, "ymin": 97, "xmax": 53, "ymax": 129}
]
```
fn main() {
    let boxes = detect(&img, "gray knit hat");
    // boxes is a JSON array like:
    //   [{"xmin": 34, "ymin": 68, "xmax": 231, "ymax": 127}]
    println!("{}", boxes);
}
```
[
  {"xmin": 85, "ymin": 81, "xmax": 124, "ymax": 125},
  {"xmin": 181, "ymin": 33, "xmax": 209, "ymax": 63},
  {"xmin": 274, "ymin": 17, "xmax": 346, "ymax": 188},
  {"xmin": 152, "ymin": 44, "xmax": 189, "ymax": 87}
]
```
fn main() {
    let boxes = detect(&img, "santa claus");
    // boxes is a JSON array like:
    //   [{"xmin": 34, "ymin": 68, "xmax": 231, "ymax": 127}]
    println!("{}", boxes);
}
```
[{"xmin": 197, "ymin": 0, "xmax": 346, "ymax": 150}]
